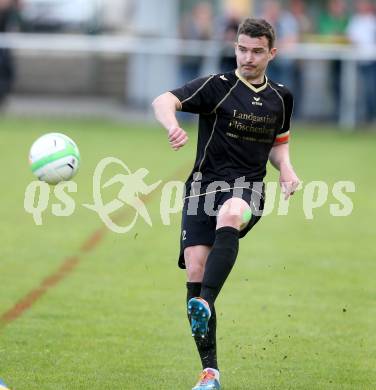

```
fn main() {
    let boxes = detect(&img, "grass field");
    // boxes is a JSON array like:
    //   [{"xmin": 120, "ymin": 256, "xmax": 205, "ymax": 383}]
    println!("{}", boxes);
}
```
[{"xmin": 0, "ymin": 117, "xmax": 375, "ymax": 389}]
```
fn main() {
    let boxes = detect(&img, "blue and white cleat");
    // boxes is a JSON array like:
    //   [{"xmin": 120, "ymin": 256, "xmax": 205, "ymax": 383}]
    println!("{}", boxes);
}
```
[
  {"xmin": 0, "ymin": 379, "xmax": 10, "ymax": 390},
  {"xmin": 187, "ymin": 297, "xmax": 211, "ymax": 338},
  {"xmin": 192, "ymin": 368, "xmax": 220, "ymax": 390}
]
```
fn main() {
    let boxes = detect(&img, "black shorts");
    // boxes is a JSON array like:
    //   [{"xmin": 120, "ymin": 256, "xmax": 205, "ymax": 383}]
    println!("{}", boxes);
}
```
[{"xmin": 178, "ymin": 185, "xmax": 265, "ymax": 269}]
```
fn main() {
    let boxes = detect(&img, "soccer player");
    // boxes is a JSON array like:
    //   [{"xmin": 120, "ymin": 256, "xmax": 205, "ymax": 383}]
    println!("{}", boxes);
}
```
[{"xmin": 152, "ymin": 18, "xmax": 300, "ymax": 390}]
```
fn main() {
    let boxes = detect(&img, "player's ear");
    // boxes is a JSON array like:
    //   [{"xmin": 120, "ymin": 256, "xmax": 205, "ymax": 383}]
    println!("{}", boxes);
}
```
[{"xmin": 269, "ymin": 47, "xmax": 277, "ymax": 60}]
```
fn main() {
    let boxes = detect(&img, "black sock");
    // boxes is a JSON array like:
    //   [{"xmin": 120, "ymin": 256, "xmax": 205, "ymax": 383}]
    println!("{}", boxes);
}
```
[
  {"xmin": 186, "ymin": 282, "xmax": 218, "ymax": 370},
  {"xmin": 200, "ymin": 227, "xmax": 239, "ymax": 308}
]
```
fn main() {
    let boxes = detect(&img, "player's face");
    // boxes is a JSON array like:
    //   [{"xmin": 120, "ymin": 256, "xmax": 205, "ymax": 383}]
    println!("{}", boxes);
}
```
[{"xmin": 235, "ymin": 34, "xmax": 276, "ymax": 82}]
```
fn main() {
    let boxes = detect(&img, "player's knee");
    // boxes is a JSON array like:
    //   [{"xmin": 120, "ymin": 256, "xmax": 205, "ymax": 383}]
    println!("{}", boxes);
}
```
[
  {"xmin": 186, "ymin": 264, "xmax": 205, "ymax": 282},
  {"xmin": 185, "ymin": 260, "xmax": 205, "ymax": 282},
  {"xmin": 184, "ymin": 247, "xmax": 206, "ymax": 282},
  {"xmin": 217, "ymin": 212, "xmax": 242, "ymax": 229},
  {"xmin": 217, "ymin": 198, "xmax": 250, "ymax": 230}
]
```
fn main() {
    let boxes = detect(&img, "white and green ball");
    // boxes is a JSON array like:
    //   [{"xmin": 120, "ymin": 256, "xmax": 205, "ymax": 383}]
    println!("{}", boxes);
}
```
[{"xmin": 29, "ymin": 133, "xmax": 80, "ymax": 185}]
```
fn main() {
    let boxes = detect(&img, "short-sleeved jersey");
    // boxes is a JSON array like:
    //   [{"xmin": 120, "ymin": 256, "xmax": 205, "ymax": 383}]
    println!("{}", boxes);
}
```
[{"xmin": 170, "ymin": 70, "xmax": 293, "ymax": 195}]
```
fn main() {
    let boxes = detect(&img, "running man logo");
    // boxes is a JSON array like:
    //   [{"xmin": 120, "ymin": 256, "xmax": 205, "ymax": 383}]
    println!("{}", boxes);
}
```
[
  {"xmin": 83, "ymin": 157, "xmax": 161, "ymax": 233},
  {"xmin": 23, "ymin": 157, "xmax": 184, "ymax": 230}
]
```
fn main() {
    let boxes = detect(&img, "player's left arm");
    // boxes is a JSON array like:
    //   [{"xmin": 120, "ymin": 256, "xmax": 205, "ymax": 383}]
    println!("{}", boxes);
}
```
[
  {"xmin": 269, "ymin": 89, "xmax": 300, "ymax": 200},
  {"xmin": 269, "ymin": 143, "xmax": 300, "ymax": 200}
]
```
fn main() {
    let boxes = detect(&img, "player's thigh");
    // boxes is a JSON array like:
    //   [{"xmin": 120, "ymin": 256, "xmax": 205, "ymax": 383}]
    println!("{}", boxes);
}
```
[
  {"xmin": 178, "ymin": 194, "xmax": 216, "ymax": 269},
  {"xmin": 217, "ymin": 196, "xmax": 251, "ymax": 230}
]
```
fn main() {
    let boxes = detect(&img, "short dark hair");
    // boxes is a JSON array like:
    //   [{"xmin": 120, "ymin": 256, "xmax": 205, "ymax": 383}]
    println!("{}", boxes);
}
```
[{"xmin": 237, "ymin": 18, "xmax": 276, "ymax": 49}]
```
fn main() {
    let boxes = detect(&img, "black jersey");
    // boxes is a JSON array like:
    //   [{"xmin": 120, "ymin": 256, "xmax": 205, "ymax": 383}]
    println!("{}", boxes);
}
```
[{"xmin": 170, "ymin": 70, "xmax": 293, "ymax": 195}]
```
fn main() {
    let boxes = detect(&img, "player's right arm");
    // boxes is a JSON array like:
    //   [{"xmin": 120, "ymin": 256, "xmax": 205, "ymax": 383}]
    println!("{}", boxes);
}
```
[{"xmin": 152, "ymin": 92, "xmax": 188, "ymax": 151}]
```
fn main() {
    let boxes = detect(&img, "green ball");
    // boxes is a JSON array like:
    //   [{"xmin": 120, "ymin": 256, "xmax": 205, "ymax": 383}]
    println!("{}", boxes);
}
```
[{"xmin": 242, "ymin": 209, "xmax": 252, "ymax": 223}]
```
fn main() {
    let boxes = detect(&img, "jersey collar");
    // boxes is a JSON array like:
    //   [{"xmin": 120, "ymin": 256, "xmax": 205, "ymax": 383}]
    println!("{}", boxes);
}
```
[{"xmin": 235, "ymin": 69, "xmax": 268, "ymax": 93}]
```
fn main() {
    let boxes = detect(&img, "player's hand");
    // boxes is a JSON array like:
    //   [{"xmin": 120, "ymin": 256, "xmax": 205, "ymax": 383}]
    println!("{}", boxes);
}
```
[
  {"xmin": 279, "ymin": 166, "xmax": 300, "ymax": 200},
  {"xmin": 168, "ymin": 126, "xmax": 188, "ymax": 151}
]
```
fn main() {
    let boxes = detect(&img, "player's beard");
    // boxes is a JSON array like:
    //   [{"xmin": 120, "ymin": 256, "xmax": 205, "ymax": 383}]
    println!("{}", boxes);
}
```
[{"xmin": 239, "ymin": 64, "xmax": 263, "ymax": 83}]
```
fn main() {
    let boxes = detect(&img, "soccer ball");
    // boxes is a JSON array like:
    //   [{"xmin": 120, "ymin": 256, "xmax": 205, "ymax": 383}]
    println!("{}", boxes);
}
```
[{"xmin": 29, "ymin": 133, "xmax": 80, "ymax": 185}]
